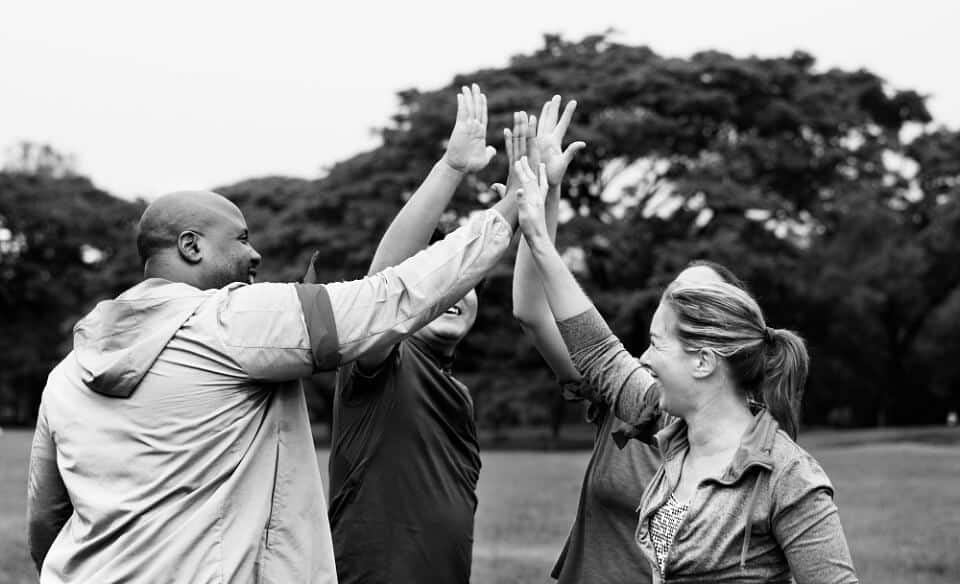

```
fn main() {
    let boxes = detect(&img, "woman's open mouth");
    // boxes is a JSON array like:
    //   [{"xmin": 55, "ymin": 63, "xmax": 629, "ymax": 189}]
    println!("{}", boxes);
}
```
[{"xmin": 445, "ymin": 306, "xmax": 462, "ymax": 316}]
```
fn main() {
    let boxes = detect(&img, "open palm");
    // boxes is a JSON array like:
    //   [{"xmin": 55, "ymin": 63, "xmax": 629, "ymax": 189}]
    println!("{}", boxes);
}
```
[
  {"xmin": 443, "ymin": 84, "xmax": 496, "ymax": 173},
  {"xmin": 536, "ymin": 96, "xmax": 586, "ymax": 187}
]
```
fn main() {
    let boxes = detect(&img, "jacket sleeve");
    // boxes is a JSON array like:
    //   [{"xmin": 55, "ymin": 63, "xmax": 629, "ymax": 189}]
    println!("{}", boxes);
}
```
[
  {"xmin": 556, "ymin": 306, "xmax": 662, "ymax": 440},
  {"xmin": 772, "ymin": 454, "xmax": 859, "ymax": 583},
  {"xmin": 27, "ymin": 401, "xmax": 73, "ymax": 573},
  {"xmin": 297, "ymin": 208, "xmax": 513, "ymax": 367},
  {"xmin": 216, "ymin": 208, "xmax": 511, "ymax": 380}
]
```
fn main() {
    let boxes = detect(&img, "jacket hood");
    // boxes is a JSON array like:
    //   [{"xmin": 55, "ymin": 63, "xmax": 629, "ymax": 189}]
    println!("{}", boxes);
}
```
[{"xmin": 73, "ymin": 278, "xmax": 211, "ymax": 398}]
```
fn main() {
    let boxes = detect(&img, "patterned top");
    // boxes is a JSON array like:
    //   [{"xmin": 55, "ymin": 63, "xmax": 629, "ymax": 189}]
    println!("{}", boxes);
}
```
[{"xmin": 649, "ymin": 494, "xmax": 690, "ymax": 576}]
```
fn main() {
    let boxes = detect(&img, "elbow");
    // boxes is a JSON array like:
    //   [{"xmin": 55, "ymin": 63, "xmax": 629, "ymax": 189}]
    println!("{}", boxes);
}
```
[
  {"xmin": 512, "ymin": 304, "xmax": 551, "ymax": 329},
  {"xmin": 512, "ymin": 310, "xmax": 545, "ymax": 337},
  {"xmin": 512, "ymin": 308, "xmax": 531, "ymax": 327}
]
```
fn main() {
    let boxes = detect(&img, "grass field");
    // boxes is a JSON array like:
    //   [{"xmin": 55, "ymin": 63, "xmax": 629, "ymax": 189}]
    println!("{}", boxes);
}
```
[{"xmin": 2, "ymin": 427, "xmax": 959, "ymax": 583}]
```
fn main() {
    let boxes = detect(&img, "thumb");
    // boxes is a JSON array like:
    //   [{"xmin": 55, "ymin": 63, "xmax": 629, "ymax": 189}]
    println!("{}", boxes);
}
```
[
  {"xmin": 490, "ymin": 183, "xmax": 507, "ymax": 199},
  {"xmin": 562, "ymin": 141, "xmax": 587, "ymax": 165},
  {"xmin": 483, "ymin": 145, "xmax": 497, "ymax": 165}
]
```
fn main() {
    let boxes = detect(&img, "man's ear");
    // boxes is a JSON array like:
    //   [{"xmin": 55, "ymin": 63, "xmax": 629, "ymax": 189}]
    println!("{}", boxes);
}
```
[
  {"xmin": 177, "ymin": 230, "xmax": 203, "ymax": 264},
  {"xmin": 691, "ymin": 347, "xmax": 719, "ymax": 380}
]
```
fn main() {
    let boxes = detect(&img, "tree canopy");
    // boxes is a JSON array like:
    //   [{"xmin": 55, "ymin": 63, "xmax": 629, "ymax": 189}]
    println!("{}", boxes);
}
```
[{"xmin": 3, "ymin": 35, "xmax": 958, "ymax": 430}]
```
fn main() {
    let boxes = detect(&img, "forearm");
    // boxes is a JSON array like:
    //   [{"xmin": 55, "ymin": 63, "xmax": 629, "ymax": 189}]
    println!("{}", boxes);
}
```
[
  {"xmin": 555, "ymin": 307, "xmax": 660, "ymax": 428},
  {"xmin": 325, "ymin": 208, "xmax": 513, "ymax": 363},
  {"xmin": 27, "ymin": 423, "xmax": 72, "ymax": 573},
  {"xmin": 513, "ymin": 185, "xmax": 560, "ymax": 322},
  {"xmin": 513, "ymin": 187, "xmax": 580, "ymax": 381},
  {"xmin": 524, "ymin": 231, "xmax": 593, "ymax": 321},
  {"xmin": 368, "ymin": 159, "xmax": 464, "ymax": 275}
]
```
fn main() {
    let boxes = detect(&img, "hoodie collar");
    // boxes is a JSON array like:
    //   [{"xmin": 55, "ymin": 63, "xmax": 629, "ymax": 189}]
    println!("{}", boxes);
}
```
[
  {"xmin": 73, "ymin": 278, "xmax": 214, "ymax": 398},
  {"xmin": 655, "ymin": 408, "xmax": 779, "ymax": 484}
]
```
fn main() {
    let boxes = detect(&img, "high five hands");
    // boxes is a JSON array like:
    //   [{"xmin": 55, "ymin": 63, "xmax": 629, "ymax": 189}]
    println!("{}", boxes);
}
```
[
  {"xmin": 493, "ymin": 95, "xmax": 585, "ymax": 200},
  {"xmin": 442, "ymin": 84, "xmax": 497, "ymax": 174},
  {"xmin": 444, "ymin": 87, "xmax": 586, "ymax": 238}
]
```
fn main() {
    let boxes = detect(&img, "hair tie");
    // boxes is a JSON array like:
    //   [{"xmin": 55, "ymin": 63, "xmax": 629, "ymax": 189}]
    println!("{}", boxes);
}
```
[{"xmin": 762, "ymin": 327, "xmax": 775, "ymax": 344}]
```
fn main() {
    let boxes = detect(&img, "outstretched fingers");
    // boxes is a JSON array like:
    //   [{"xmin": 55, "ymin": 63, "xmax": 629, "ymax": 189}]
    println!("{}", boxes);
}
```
[
  {"xmin": 513, "ymin": 112, "xmax": 527, "ymax": 159},
  {"xmin": 526, "ymin": 114, "xmax": 541, "ymax": 168},
  {"xmin": 555, "ymin": 100, "xmax": 578, "ymax": 139},
  {"xmin": 479, "ymin": 91, "xmax": 488, "ymax": 128},
  {"xmin": 456, "ymin": 93, "xmax": 466, "ymax": 122},
  {"xmin": 515, "ymin": 156, "xmax": 542, "ymax": 191},
  {"xmin": 462, "ymin": 85, "xmax": 475, "ymax": 120}
]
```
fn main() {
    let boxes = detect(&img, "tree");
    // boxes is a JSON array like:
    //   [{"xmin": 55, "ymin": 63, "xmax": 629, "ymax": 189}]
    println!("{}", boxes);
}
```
[
  {"xmin": 0, "ymin": 144, "xmax": 144, "ymax": 423},
  {"xmin": 292, "ymin": 34, "xmax": 946, "ymax": 428}
]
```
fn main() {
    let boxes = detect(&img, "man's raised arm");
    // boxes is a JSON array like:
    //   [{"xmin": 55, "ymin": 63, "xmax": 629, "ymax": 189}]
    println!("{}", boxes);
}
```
[{"xmin": 296, "ymin": 194, "xmax": 517, "ymax": 369}]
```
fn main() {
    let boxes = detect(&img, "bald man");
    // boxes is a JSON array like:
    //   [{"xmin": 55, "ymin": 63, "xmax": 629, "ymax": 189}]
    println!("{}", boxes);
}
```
[{"xmin": 27, "ymin": 181, "xmax": 518, "ymax": 582}]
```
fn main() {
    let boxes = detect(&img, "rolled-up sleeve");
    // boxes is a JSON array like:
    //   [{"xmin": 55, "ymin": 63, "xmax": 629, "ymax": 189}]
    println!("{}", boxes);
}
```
[
  {"xmin": 27, "ymin": 401, "xmax": 72, "ymax": 573},
  {"xmin": 318, "ymin": 208, "xmax": 512, "ymax": 365},
  {"xmin": 556, "ymin": 307, "xmax": 661, "ymax": 435}
]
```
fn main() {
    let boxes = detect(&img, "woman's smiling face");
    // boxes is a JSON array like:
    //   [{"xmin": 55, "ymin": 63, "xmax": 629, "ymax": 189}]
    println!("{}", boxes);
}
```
[
  {"xmin": 639, "ymin": 264, "xmax": 729, "ymax": 415},
  {"xmin": 640, "ymin": 301, "xmax": 698, "ymax": 416}
]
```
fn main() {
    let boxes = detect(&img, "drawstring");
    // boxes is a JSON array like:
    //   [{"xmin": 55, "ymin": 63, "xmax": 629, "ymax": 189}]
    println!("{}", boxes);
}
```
[{"xmin": 740, "ymin": 472, "xmax": 766, "ymax": 569}]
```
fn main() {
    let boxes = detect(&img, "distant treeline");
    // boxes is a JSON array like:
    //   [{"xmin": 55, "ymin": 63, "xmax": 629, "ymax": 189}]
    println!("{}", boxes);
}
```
[{"xmin": 3, "ymin": 34, "xmax": 959, "ymax": 433}]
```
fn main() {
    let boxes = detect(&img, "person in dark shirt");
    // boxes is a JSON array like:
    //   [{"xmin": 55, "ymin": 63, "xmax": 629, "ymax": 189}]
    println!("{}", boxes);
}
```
[{"xmin": 327, "ymin": 83, "xmax": 496, "ymax": 584}]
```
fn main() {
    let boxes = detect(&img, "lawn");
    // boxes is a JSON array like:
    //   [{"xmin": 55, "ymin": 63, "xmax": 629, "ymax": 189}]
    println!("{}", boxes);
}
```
[{"xmin": 2, "ymin": 427, "xmax": 959, "ymax": 583}]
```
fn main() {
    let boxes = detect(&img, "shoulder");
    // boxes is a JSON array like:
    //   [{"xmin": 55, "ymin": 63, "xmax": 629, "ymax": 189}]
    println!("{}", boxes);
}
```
[
  {"xmin": 336, "ymin": 341, "xmax": 406, "ymax": 403},
  {"xmin": 212, "ymin": 282, "xmax": 300, "ymax": 310},
  {"xmin": 203, "ymin": 283, "xmax": 307, "ymax": 338},
  {"xmin": 768, "ymin": 431, "xmax": 834, "ymax": 508}
]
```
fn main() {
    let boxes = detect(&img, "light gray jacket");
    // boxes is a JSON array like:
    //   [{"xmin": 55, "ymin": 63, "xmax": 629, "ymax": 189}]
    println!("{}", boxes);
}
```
[{"xmin": 27, "ymin": 209, "xmax": 513, "ymax": 584}]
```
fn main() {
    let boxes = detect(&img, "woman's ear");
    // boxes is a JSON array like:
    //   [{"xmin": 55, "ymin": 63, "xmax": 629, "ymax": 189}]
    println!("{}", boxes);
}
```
[
  {"xmin": 177, "ymin": 230, "xmax": 203, "ymax": 264},
  {"xmin": 691, "ymin": 347, "xmax": 719, "ymax": 379}
]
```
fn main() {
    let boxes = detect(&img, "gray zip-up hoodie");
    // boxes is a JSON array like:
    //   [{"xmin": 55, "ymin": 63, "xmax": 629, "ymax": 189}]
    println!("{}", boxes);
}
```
[{"xmin": 556, "ymin": 306, "xmax": 859, "ymax": 583}]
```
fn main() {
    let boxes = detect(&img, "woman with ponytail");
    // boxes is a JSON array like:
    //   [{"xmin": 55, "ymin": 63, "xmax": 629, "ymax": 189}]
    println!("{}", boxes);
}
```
[{"xmin": 512, "ymin": 156, "xmax": 858, "ymax": 583}]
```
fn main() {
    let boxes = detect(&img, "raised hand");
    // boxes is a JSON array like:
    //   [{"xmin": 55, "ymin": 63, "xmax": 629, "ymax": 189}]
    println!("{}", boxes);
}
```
[
  {"xmin": 515, "ymin": 156, "xmax": 550, "ymax": 242},
  {"xmin": 442, "ymin": 84, "xmax": 497, "ymax": 173},
  {"xmin": 536, "ymin": 95, "xmax": 586, "ymax": 187}
]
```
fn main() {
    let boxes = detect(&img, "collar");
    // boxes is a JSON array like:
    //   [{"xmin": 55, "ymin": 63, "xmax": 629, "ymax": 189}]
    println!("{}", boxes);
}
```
[
  {"xmin": 408, "ymin": 336, "xmax": 455, "ymax": 373},
  {"xmin": 655, "ymin": 408, "xmax": 779, "ymax": 484}
]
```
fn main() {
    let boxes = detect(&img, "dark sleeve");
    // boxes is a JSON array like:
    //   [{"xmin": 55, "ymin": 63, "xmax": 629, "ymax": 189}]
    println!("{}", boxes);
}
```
[
  {"xmin": 294, "ymin": 283, "xmax": 341, "ymax": 372},
  {"xmin": 337, "ymin": 343, "xmax": 402, "ymax": 406},
  {"xmin": 772, "ymin": 455, "xmax": 859, "ymax": 583},
  {"xmin": 27, "ymin": 404, "xmax": 73, "ymax": 573}
]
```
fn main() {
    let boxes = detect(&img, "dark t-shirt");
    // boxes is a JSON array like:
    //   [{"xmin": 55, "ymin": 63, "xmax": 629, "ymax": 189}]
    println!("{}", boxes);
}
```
[
  {"xmin": 328, "ymin": 337, "xmax": 481, "ymax": 584},
  {"xmin": 552, "ymin": 402, "xmax": 660, "ymax": 583}
]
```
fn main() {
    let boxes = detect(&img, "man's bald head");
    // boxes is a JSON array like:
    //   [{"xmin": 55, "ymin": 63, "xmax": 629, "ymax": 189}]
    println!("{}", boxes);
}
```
[
  {"xmin": 136, "ymin": 191, "xmax": 243, "ymax": 264},
  {"xmin": 136, "ymin": 190, "xmax": 261, "ymax": 289}
]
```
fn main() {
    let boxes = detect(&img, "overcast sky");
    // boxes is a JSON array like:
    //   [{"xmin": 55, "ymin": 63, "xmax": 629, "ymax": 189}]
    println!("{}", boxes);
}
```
[{"xmin": 3, "ymin": 0, "xmax": 958, "ymax": 200}]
